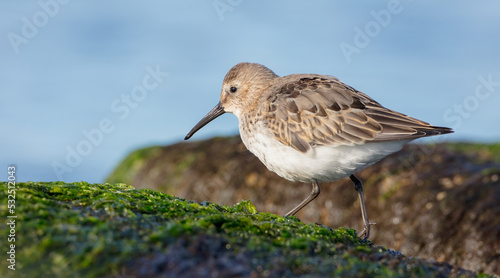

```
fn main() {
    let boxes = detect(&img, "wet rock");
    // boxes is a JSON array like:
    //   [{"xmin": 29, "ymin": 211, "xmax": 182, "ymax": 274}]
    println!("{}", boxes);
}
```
[{"xmin": 108, "ymin": 136, "xmax": 500, "ymax": 275}]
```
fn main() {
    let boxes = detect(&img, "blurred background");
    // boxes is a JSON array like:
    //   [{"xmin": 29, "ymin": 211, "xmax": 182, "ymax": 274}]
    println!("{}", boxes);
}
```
[{"xmin": 1, "ymin": 1, "xmax": 499, "ymax": 183}]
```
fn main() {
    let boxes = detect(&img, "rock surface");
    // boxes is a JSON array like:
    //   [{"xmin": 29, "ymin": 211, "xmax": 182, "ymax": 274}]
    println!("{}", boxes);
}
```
[
  {"xmin": 0, "ymin": 181, "xmax": 487, "ymax": 277},
  {"xmin": 107, "ymin": 136, "xmax": 500, "ymax": 276}
]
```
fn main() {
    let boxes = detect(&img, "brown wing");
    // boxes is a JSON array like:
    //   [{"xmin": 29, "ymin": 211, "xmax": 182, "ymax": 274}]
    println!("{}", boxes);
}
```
[{"xmin": 259, "ymin": 76, "xmax": 452, "ymax": 153}]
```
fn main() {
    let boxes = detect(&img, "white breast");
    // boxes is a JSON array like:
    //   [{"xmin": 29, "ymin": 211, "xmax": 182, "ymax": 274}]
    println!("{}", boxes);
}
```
[{"xmin": 239, "ymin": 121, "xmax": 409, "ymax": 183}]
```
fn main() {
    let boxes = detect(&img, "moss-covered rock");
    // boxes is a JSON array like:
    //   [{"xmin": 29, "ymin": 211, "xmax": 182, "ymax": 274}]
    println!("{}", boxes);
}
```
[
  {"xmin": 0, "ymin": 182, "xmax": 488, "ymax": 277},
  {"xmin": 106, "ymin": 137, "xmax": 500, "ymax": 276}
]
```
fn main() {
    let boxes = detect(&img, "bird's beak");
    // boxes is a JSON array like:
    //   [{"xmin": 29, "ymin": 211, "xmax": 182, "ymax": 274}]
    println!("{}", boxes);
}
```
[{"xmin": 185, "ymin": 102, "xmax": 226, "ymax": 140}]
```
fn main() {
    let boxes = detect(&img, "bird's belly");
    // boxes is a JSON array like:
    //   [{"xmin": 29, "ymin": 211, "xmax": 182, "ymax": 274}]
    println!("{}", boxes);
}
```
[{"xmin": 240, "ymin": 124, "xmax": 409, "ymax": 183}]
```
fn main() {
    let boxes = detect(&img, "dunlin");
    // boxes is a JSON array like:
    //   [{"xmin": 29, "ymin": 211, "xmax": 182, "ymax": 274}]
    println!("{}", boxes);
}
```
[{"xmin": 185, "ymin": 62, "xmax": 453, "ymax": 240}]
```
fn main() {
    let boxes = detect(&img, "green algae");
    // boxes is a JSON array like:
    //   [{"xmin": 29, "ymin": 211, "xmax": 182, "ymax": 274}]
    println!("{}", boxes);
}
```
[
  {"xmin": 0, "ymin": 182, "xmax": 486, "ymax": 277},
  {"xmin": 106, "ymin": 146, "xmax": 163, "ymax": 185},
  {"xmin": 445, "ymin": 142, "xmax": 500, "ymax": 163}
]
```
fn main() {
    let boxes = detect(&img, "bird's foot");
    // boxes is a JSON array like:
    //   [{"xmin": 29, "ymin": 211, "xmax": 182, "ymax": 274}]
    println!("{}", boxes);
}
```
[{"xmin": 358, "ymin": 222, "xmax": 376, "ymax": 241}]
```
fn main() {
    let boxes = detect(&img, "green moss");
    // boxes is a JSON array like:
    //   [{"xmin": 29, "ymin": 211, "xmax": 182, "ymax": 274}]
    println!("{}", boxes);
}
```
[
  {"xmin": 0, "ymin": 182, "xmax": 487, "ymax": 277},
  {"xmin": 445, "ymin": 142, "xmax": 500, "ymax": 163},
  {"xmin": 106, "ymin": 146, "xmax": 162, "ymax": 184},
  {"xmin": 175, "ymin": 152, "xmax": 199, "ymax": 173}
]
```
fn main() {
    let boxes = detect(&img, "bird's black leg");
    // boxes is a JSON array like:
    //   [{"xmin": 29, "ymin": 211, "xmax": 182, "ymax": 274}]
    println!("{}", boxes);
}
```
[
  {"xmin": 350, "ymin": 174, "xmax": 375, "ymax": 240},
  {"xmin": 284, "ymin": 180, "xmax": 320, "ymax": 217}
]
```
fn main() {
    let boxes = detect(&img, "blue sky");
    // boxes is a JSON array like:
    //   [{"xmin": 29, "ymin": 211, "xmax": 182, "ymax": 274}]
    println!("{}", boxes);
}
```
[{"xmin": 1, "ymin": 1, "xmax": 499, "ymax": 183}]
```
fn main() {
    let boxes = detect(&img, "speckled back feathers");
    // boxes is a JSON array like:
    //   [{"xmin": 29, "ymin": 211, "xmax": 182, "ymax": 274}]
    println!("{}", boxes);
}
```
[{"xmin": 221, "ymin": 63, "xmax": 452, "ymax": 153}]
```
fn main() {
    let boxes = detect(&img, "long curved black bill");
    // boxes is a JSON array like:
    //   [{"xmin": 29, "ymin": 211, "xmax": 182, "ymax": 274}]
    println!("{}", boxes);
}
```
[{"xmin": 185, "ymin": 102, "xmax": 225, "ymax": 140}]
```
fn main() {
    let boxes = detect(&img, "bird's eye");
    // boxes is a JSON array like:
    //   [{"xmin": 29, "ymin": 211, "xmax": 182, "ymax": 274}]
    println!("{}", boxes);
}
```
[{"xmin": 230, "ymin": 86, "xmax": 237, "ymax": 93}]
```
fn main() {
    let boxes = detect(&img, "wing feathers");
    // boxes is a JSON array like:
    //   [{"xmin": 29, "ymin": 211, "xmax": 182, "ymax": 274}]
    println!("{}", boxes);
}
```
[{"xmin": 260, "ymin": 76, "xmax": 452, "ymax": 152}]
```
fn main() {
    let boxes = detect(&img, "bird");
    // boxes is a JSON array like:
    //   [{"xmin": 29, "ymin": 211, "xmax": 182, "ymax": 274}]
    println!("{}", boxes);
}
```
[{"xmin": 184, "ymin": 62, "xmax": 453, "ymax": 240}]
